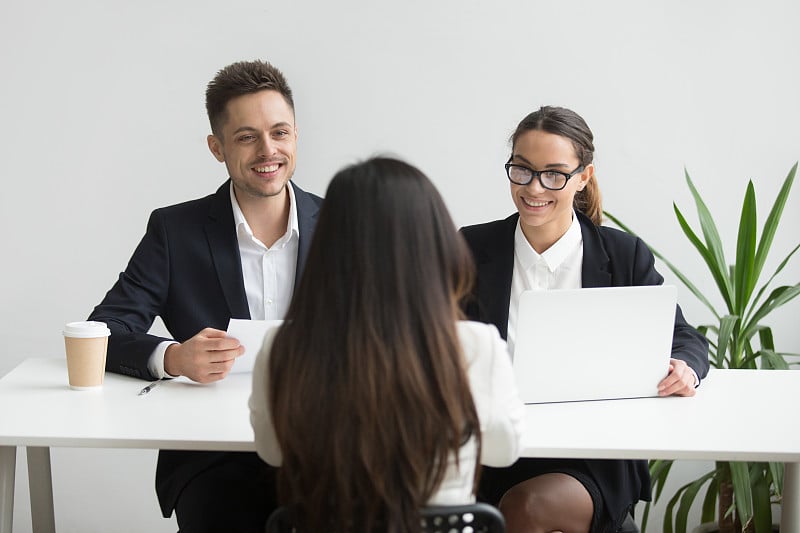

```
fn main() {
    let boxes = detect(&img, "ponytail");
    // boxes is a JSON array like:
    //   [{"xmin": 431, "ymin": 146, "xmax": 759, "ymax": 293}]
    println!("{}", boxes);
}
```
[{"xmin": 575, "ymin": 175, "xmax": 602, "ymax": 225}]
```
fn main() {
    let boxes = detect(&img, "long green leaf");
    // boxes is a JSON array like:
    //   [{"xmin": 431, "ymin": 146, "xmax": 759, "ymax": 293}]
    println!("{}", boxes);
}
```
[
  {"xmin": 675, "ymin": 475, "xmax": 712, "ymax": 533},
  {"xmin": 649, "ymin": 459, "xmax": 676, "ymax": 502},
  {"xmin": 684, "ymin": 169, "xmax": 733, "ymax": 304},
  {"xmin": 759, "ymin": 327, "xmax": 775, "ymax": 351},
  {"xmin": 734, "ymin": 182, "xmax": 758, "ymax": 314},
  {"xmin": 674, "ymin": 202, "xmax": 733, "ymax": 312},
  {"xmin": 743, "ymin": 285, "xmax": 800, "ymax": 341},
  {"xmin": 715, "ymin": 315, "xmax": 740, "ymax": 368},
  {"xmin": 746, "ymin": 242, "xmax": 800, "ymax": 323},
  {"xmin": 663, "ymin": 485, "xmax": 681, "ymax": 533},
  {"xmin": 640, "ymin": 501, "xmax": 651, "ymax": 533},
  {"xmin": 769, "ymin": 462, "xmax": 784, "ymax": 500},
  {"xmin": 752, "ymin": 327, "xmax": 790, "ymax": 368},
  {"xmin": 730, "ymin": 461, "xmax": 754, "ymax": 528},
  {"xmin": 664, "ymin": 471, "xmax": 716, "ymax": 533},
  {"xmin": 700, "ymin": 476, "xmax": 719, "ymax": 524},
  {"xmin": 753, "ymin": 163, "xmax": 797, "ymax": 282},
  {"xmin": 602, "ymin": 211, "xmax": 720, "ymax": 318},
  {"xmin": 741, "ymin": 338, "xmax": 759, "ymax": 369},
  {"xmin": 749, "ymin": 350, "xmax": 790, "ymax": 370},
  {"xmin": 750, "ymin": 465, "xmax": 773, "ymax": 532},
  {"xmin": 645, "ymin": 459, "xmax": 677, "ymax": 532}
]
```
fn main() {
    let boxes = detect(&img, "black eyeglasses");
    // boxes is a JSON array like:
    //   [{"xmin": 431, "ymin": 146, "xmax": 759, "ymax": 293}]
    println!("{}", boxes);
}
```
[{"xmin": 504, "ymin": 161, "xmax": 585, "ymax": 190}]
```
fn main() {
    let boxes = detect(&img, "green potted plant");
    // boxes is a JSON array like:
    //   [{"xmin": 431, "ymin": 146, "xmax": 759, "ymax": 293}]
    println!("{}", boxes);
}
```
[{"xmin": 605, "ymin": 163, "xmax": 800, "ymax": 533}]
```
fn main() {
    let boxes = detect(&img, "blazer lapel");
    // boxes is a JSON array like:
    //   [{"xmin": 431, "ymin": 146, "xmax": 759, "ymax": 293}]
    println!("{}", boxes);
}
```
[
  {"xmin": 291, "ymin": 182, "xmax": 321, "ymax": 289},
  {"xmin": 474, "ymin": 215, "xmax": 517, "ymax": 340},
  {"xmin": 205, "ymin": 181, "xmax": 250, "ymax": 319},
  {"xmin": 578, "ymin": 211, "xmax": 612, "ymax": 288}
]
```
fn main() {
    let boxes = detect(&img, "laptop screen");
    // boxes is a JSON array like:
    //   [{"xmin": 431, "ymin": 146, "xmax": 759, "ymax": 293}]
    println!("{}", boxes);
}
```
[{"xmin": 512, "ymin": 285, "xmax": 676, "ymax": 403}]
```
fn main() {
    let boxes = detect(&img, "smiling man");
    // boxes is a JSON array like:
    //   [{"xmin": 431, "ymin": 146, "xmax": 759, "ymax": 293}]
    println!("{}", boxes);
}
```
[{"xmin": 88, "ymin": 60, "xmax": 323, "ymax": 532}]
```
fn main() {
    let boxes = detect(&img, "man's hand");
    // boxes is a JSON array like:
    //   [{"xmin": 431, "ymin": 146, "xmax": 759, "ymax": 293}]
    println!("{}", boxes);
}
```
[
  {"xmin": 164, "ymin": 328, "xmax": 244, "ymax": 383},
  {"xmin": 658, "ymin": 358, "xmax": 697, "ymax": 397}
]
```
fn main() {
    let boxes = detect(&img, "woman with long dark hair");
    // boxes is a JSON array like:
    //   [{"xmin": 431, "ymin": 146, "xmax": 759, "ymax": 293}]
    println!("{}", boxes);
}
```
[
  {"xmin": 461, "ymin": 106, "xmax": 709, "ymax": 533},
  {"xmin": 249, "ymin": 156, "xmax": 526, "ymax": 532}
]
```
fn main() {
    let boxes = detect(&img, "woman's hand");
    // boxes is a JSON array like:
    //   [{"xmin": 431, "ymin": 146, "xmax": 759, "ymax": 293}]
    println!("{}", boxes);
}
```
[{"xmin": 657, "ymin": 358, "xmax": 698, "ymax": 397}]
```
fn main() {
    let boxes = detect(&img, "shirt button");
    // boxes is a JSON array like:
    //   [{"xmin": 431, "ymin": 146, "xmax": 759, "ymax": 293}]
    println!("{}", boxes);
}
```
[{"xmin": 266, "ymin": 299, "xmax": 273, "ymax": 305}]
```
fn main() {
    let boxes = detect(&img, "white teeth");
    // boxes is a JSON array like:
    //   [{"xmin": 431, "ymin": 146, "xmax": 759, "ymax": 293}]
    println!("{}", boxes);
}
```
[
  {"xmin": 254, "ymin": 164, "xmax": 279, "ymax": 173},
  {"xmin": 523, "ymin": 198, "xmax": 549, "ymax": 207}
]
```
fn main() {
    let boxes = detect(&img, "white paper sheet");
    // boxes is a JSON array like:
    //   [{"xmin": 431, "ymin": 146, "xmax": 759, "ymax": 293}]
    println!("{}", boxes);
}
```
[{"xmin": 226, "ymin": 319, "xmax": 283, "ymax": 373}]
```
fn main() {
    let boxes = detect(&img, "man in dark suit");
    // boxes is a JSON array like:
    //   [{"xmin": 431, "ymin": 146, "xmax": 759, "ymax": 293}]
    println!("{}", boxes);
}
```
[{"xmin": 89, "ymin": 60, "xmax": 322, "ymax": 533}]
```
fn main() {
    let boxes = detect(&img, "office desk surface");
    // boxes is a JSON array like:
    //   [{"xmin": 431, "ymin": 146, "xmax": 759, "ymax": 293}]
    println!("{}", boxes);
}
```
[
  {"xmin": 1, "ymin": 359, "xmax": 799, "ymax": 533},
  {"xmin": 0, "ymin": 358, "xmax": 255, "ymax": 451},
  {"xmin": 520, "ymin": 368, "xmax": 800, "ymax": 462},
  {"xmin": 2, "ymin": 359, "xmax": 798, "ymax": 461}
]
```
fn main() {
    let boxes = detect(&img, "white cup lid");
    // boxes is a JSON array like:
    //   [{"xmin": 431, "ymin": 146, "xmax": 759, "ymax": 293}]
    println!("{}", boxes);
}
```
[{"xmin": 62, "ymin": 321, "xmax": 111, "ymax": 338}]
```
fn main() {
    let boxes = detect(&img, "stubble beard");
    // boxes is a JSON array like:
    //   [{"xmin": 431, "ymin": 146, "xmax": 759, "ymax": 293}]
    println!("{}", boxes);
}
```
[{"xmin": 234, "ymin": 171, "xmax": 292, "ymax": 200}]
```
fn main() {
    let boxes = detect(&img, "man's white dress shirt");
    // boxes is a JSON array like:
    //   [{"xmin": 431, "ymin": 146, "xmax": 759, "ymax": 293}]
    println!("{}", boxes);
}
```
[{"xmin": 146, "ymin": 182, "xmax": 300, "ymax": 378}]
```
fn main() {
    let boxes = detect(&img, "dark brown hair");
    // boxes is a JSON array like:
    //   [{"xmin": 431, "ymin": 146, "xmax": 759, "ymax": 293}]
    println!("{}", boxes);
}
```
[
  {"xmin": 511, "ymin": 106, "xmax": 603, "ymax": 224},
  {"xmin": 205, "ymin": 60, "xmax": 293, "ymax": 135},
  {"xmin": 266, "ymin": 157, "xmax": 480, "ymax": 532}
]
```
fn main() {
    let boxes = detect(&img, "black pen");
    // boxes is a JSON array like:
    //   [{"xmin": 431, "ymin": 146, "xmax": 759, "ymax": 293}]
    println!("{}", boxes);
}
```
[{"xmin": 138, "ymin": 380, "xmax": 163, "ymax": 396}]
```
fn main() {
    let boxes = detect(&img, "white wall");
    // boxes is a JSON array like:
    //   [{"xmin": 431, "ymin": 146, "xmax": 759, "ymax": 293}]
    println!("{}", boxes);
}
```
[{"xmin": 1, "ymin": 1, "xmax": 798, "ymax": 531}]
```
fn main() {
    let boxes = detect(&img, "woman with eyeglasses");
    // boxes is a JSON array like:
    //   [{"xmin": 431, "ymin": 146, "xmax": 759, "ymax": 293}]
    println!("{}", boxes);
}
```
[
  {"xmin": 460, "ymin": 106, "xmax": 709, "ymax": 533},
  {"xmin": 249, "ymin": 156, "xmax": 526, "ymax": 533}
]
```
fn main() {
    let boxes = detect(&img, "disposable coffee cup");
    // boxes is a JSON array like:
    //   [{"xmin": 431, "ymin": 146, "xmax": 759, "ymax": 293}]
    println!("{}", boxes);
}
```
[{"xmin": 62, "ymin": 321, "xmax": 111, "ymax": 390}]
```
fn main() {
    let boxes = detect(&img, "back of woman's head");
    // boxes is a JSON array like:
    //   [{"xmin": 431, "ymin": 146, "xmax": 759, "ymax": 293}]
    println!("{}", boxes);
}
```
[
  {"xmin": 268, "ymin": 156, "xmax": 479, "ymax": 532},
  {"xmin": 511, "ymin": 106, "xmax": 603, "ymax": 224},
  {"xmin": 301, "ymin": 156, "xmax": 474, "ymax": 317}
]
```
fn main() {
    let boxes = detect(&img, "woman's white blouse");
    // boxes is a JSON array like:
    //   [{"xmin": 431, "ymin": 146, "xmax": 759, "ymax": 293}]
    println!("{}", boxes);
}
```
[
  {"xmin": 507, "ymin": 213, "xmax": 583, "ymax": 356},
  {"xmin": 248, "ymin": 320, "xmax": 526, "ymax": 505}
]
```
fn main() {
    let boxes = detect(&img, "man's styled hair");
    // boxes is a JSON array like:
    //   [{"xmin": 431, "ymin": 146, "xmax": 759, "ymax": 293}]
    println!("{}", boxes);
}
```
[{"xmin": 205, "ymin": 60, "xmax": 294, "ymax": 135}]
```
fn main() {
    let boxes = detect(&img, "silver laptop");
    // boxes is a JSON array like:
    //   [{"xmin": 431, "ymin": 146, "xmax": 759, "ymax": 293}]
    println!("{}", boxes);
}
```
[{"xmin": 512, "ymin": 285, "xmax": 677, "ymax": 403}]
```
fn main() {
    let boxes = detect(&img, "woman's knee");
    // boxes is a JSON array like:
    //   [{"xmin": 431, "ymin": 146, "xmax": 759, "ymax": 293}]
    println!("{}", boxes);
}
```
[
  {"xmin": 498, "ymin": 480, "xmax": 557, "ymax": 524},
  {"xmin": 497, "ymin": 474, "xmax": 593, "ymax": 533}
]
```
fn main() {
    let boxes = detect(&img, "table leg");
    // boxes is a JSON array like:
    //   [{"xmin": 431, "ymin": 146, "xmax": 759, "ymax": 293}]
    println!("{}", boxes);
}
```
[
  {"xmin": 0, "ymin": 446, "xmax": 15, "ymax": 533},
  {"xmin": 783, "ymin": 462, "xmax": 800, "ymax": 532},
  {"xmin": 26, "ymin": 447, "xmax": 55, "ymax": 533}
]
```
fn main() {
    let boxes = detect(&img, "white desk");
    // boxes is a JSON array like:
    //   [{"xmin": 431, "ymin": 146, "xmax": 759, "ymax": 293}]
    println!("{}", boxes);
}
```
[
  {"xmin": 1, "ymin": 360, "xmax": 799, "ymax": 532},
  {"xmin": 0, "ymin": 358, "xmax": 255, "ymax": 533},
  {"xmin": 520, "ymin": 369, "xmax": 800, "ymax": 531}
]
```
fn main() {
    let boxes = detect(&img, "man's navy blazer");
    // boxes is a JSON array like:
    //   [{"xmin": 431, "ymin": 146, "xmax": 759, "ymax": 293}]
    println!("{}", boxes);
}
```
[
  {"xmin": 460, "ymin": 211, "xmax": 710, "ymax": 516},
  {"xmin": 88, "ymin": 179, "xmax": 322, "ymax": 516}
]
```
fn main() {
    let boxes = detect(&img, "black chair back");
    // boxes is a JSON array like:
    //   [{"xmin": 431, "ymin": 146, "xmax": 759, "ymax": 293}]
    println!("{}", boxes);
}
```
[
  {"xmin": 421, "ymin": 503, "xmax": 505, "ymax": 533},
  {"xmin": 265, "ymin": 502, "xmax": 505, "ymax": 533}
]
